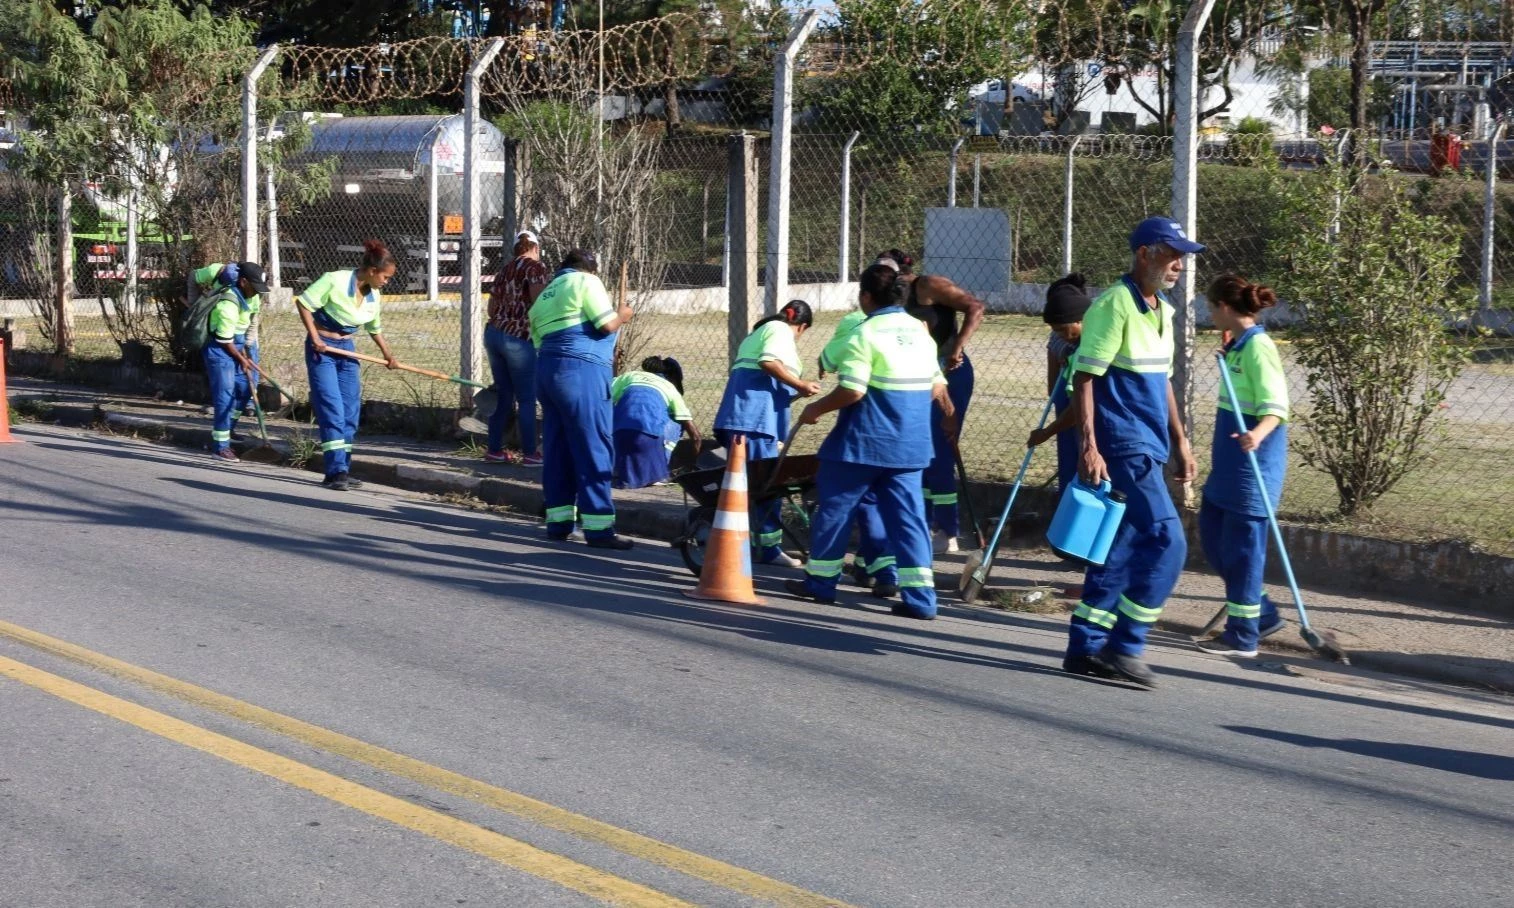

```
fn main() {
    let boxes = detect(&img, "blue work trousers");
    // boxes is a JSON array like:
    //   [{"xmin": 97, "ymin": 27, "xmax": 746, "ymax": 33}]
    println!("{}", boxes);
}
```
[
  {"xmin": 853, "ymin": 492, "xmax": 897, "ymax": 585},
  {"xmin": 1067, "ymin": 453, "xmax": 1187, "ymax": 658},
  {"xmin": 717, "ymin": 429, "xmax": 785, "ymax": 562},
  {"xmin": 538, "ymin": 356, "xmax": 617, "ymax": 540},
  {"xmin": 203, "ymin": 339, "xmax": 251, "ymax": 452},
  {"xmin": 484, "ymin": 325, "xmax": 538, "ymax": 456},
  {"xmin": 922, "ymin": 356, "xmax": 974, "ymax": 538},
  {"xmin": 803, "ymin": 461, "xmax": 936, "ymax": 618},
  {"xmin": 1198, "ymin": 498, "xmax": 1281, "ymax": 651},
  {"xmin": 305, "ymin": 336, "xmax": 362, "ymax": 479}
]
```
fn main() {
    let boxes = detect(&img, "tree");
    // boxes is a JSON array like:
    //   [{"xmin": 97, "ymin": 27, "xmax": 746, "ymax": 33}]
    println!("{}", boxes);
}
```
[{"xmin": 1272, "ymin": 138, "xmax": 1473, "ymax": 516}]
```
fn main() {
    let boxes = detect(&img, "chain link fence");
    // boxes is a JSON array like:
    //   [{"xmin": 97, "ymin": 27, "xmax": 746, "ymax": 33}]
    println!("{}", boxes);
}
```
[{"xmin": 5, "ymin": 5, "xmax": 1514, "ymax": 554}]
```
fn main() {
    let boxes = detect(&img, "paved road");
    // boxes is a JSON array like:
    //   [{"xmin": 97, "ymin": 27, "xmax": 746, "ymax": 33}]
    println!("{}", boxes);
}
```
[{"xmin": 2, "ymin": 424, "xmax": 1511, "ymax": 907}]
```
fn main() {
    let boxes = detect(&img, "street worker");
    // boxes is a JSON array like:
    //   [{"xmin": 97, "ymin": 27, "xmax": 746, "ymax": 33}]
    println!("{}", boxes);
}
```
[
  {"xmin": 878, "ymin": 249, "xmax": 986, "ymax": 554},
  {"xmin": 818, "ymin": 307, "xmax": 898, "ymax": 599},
  {"xmin": 297, "ymin": 240, "xmax": 401, "ymax": 492},
  {"xmin": 529, "ymin": 248, "xmax": 636, "ymax": 549},
  {"xmin": 192, "ymin": 261, "xmax": 264, "ymax": 419},
  {"xmin": 1062, "ymin": 216, "xmax": 1202, "ymax": 688},
  {"xmin": 201, "ymin": 262, "xmax": 271, "ymax": 462},
  {"xmin": 484, "ymin": 229, "xmax": 549, "ymax": 466},
  {"xmin": 611, "ymin": 356, "xmax": 699, "ymax": 490},
  {"xmin": 785, "ymin": 264, "xmax": 953, "ymax": 618},
  {"xmin": 712, "ymin": 299, "xmax": 820, "ymax": 568},
  {"xmin": 1194, "ymin": 273, "xmax": 1291, "ymax": 658},
  {"xmin": 1027, "ymin": 273, "xmax": 1093, "ymax": 496}
]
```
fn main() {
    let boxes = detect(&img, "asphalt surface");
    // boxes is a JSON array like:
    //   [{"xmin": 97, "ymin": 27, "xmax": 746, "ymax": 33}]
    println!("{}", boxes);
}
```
[{"xmin": 2, "ymin": 423, "xmax": 1512, "ymax": 907}]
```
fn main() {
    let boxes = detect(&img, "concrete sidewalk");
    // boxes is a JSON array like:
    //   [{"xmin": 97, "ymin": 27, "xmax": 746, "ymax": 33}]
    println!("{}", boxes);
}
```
[{"xmin": 8, "ymin": 375, "xmax": 1514, "ymax": 697}]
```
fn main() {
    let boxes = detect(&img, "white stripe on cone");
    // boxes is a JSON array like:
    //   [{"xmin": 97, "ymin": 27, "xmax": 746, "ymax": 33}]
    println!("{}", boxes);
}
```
[
  {"xmin": 721, "ymin": 470, "xmax": 748, "ymax": 492},
  {"xmin": 713, "ymin": 509, "xmax": 749, "ymax": 533}
]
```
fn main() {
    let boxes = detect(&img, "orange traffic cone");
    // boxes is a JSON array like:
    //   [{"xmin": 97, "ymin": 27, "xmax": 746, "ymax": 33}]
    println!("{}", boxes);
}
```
[
  {"xmin": 684, "ymin": 433, "xmax": 763, "ymax": 605},
  {"xmin": 0, "ymin": 338, "xmax": 20, "ymax": 444}
]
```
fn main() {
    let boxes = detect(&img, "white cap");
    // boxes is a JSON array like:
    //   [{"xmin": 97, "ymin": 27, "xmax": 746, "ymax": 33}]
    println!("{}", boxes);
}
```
[{"xmin": 516, "ymin": 230, "xmax": 539, "ymax": 246}]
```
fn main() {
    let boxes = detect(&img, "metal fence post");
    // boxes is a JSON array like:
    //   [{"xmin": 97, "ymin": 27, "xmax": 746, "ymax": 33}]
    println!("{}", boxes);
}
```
[
  {"xmin": 730, "ymin": 133, "xmax": 761, "ymax": 367},
  {"xmin": 54, "ymin": 183, "xmax": 74, "ymax": 355},
  {"xmin": 972, "ymin": 153, "xmax": 981, "ymax": 208},
  {"xmin": 1480, "ymin": 121, "xmax": 1507, "ymax": 322},
  {"xmin": 124, "ymin": 180, "xmax": 138, "ymax": 315},
  {"xmin": 462, "ymin": 38, "xmax": 505, "ymax": 405},
  {"xmin": 839, "ymin": 131, "xmax": 860, "ymax": 282},
  {"xmin": 265, "ymin": 161, "xmax": 281, "ymax": 287},
  {"xmin": 1062, "ymin": 135, "xmax": 1082, "ymax": 276},
  {"xmin": 241, "ymin": 45, "xmax": 279, "ymax": 264},
  {"xmin": 947, "ymin": 137, "xmax": 965, "ymax": 207},
  {"xmin": 427, "ymin": 129, "xmax": 440, "ymax": 303},
  {"xmin": 1171, "ymin": 0, "xmax": 1218, "ymax": 452},
  {"xmin": 765, "ymin": 9, "xmax": 819, "ymax": 316}
]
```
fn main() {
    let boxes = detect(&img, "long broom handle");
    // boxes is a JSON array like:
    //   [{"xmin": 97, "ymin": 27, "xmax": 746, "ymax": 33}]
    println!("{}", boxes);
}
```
[
  {"xmin": 244, "ymin": 360, "xmax": 295, "ymax": 405},
  {"xmin": 972, "ymin": 396, "xmax": 1055, "ymax": 578},
  {"xmin": 320, "ymin": 346, "xmax": 489, "ymax": 389},
  {"xmin": 1214, "ymin": 351, "xmax": 1317, "ymax": 633}
]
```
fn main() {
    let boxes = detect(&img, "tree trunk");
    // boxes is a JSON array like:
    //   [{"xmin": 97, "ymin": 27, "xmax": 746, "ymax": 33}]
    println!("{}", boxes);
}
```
[
  {"xmin": 54, "ymin": 184, "xmax": 74, "ymax": 356},
  {"xmin": 1347, "ymin": 0, "xmax": 1380, "ymax": 167}
]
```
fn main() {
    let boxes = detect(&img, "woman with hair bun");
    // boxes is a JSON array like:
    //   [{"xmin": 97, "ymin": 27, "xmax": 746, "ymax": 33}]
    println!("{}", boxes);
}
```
[
  {"xmin": 712, "ymin": 299, "xmax": 820, "ymax": 567},
  {"xmin": 297, "ymin": 239, "xmax": 401, "ymax": 491},
  {"xmin": 1195, "ymin": 273, "xmax": 1291, "ymax": 658}
]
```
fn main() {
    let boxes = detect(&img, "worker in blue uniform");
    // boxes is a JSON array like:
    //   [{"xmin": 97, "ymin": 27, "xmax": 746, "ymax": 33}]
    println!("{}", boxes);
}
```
[
  {"xmin": 1063, "ymin": 217, "xmax": 1203, "ymax": 688},
  {"xmin": 1194, "ymin": 273, "xmax": 1291, "ymax": 658},
  {"xmin": 529, "ymin": 248, "xmax": 636, "ymax": 549},
  {"xmin": 877, "ymin": 249, "xmax": 986, "ymax": 554},
  {"xmin": 193, "ymin": 261, "xmax": 265, "ymax": 421},
  {"xmin": 785, "ymin": 263, "xmax": 954, "ymax": 619},
  {"xmin": 611, "ymin": 356, "xmax": 700, "ymax": 489},
  {"xmin": 202, "ymin": 263, "xmax": 271, "ymax": 461},
  {"xmin": 297, "ymin": 240, "xmax": 401, "ymax": 492},
  {"xmin": 818, "ymin": 308, "xmax": 898, "ymax": 599},
  {"xmin": 713, "ymin": 300, "xmax": 820, "ymax": 568}
]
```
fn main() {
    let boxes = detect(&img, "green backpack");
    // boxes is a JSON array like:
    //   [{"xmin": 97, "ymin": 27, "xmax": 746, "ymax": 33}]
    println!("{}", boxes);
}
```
[{"xmin": 178, "ymin": 285, "xmax": 236, "ymax": 354}]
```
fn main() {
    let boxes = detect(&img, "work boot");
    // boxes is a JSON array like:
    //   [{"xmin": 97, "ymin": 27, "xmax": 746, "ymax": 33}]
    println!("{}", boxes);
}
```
[
  {"xmin": 1258, "ymin": 617, "xmax": 1288, "ymax": 641},
  {"xmin": 870, "ymin": 582, "xmax": 898, "ymax": 600},
  {"xmin": 322, "ymin": 472, "xmax": 350, "ymax": 491},
  {"xmin": 1061, "ymin": 654, "xmax": 1116, "ymax": 679},
  {"xmin": 586, "ymin": 536, "xmax": 635, "ymax": 551},
  {"xmin": 784, "ymin": 578, "xmax": 835, "ymax": 605},
  {"xmin": 1089, "ymin": 651, "xmax": 1157, "ymax": 689},
  {"xmin": 1196, "ymin": 636, "xmax": 1259, "ymax": 658},
  {"xmin": 848, "ymin": 562, "xmax": 873, "ymax": 588}
]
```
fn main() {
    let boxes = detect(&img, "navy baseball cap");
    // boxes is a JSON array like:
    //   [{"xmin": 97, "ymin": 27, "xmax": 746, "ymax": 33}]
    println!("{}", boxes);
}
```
[
  {"xmin": 236, "ymin": 261, "xmax": 272, "ymax": 293},
  {"xmin": 1128, "ymin": 216, "xmax": 1207, "ymax": 255}
]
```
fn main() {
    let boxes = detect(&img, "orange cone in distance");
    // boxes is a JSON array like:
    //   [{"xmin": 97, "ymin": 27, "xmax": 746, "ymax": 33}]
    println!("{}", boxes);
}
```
[
  {"xmin": 684, "ymin": 433, "xmax": 763, "ymax": 605},
  {"xmin": 0, "ymin": 338, "xmax": 19, "ymax": 444}
]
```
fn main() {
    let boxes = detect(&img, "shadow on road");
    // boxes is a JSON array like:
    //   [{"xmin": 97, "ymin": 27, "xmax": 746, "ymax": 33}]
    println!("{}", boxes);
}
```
[{"xmin": 1225, "ymin": 726, "xmax": 1514, "ymax": 781}]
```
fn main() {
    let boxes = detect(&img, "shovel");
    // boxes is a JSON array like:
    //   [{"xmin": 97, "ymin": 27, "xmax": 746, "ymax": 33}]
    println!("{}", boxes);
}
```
[
  {"xmin": 240, "ymin": 376, "xmax": 282, "ymax": 464},
  {"xmin": 960, "ymin": 396, "xmax": 1054, "ymax": 604}
]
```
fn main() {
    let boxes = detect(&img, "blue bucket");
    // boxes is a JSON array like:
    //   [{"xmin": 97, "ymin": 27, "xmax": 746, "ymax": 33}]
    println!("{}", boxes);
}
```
[{"xmin": 1047, "ymin": 479, "xmax": 1127, "ymax": 566}]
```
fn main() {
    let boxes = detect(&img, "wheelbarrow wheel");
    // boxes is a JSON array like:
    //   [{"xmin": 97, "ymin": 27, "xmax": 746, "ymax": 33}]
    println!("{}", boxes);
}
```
[{"xmin": 678, "ymin": 507, "xmax": 715, "ymax": 577}]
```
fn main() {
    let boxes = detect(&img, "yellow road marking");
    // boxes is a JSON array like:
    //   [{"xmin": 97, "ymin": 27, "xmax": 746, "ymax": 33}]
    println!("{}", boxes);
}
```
[
  {"xmin": 0, "ymin": 653, "xmax": 692, "ymax": 908},
  {"xmin": 0, "ymin": 619, "xmax": 852, "ymax": 908}
]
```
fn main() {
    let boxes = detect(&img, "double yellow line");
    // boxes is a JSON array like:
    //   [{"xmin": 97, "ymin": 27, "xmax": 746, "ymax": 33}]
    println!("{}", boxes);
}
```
[{"xmin": 0, "ymin": 619, "xmax": 850, "ymax": 908}]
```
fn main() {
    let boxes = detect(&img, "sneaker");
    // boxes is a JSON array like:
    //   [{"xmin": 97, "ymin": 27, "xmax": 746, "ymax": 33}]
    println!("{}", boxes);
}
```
[
  {"xmin": 484, "ymin": 450, "xmax": 511, "ymax": 463},
  {"xmin": 346, "ymin": 476, "xmax": 365, "ymax": 490},
  {"xmin": 586, "ymin": 536, "xmax": 635, "ymax": 550},
  {"xmin": 544, "ymin": 529, "xmax": 583, "ymax": 542},
  {"xmin": 931, "ymin": 531, "xmax": 959, "ymax": 555},
  {"xmin": 889, "ymin": 603, "xmax": 936, "ymax": 620},
  {"xmin": 848, "ymin": 562, "xmax": 873, "ymax": 588},
  {"xmin": 783, "ymin": 578, "xmax": 835, "ymax": 604},
  {"xmin": 322, "ymin": 473, "xmax": 350, "ymax": 491},
  {"xmin": 1088, "ymin": 651, "xmax": 1157, "ymax": 689},
  {"xmin": 870, "ymin": 582, "xmax": 898, "ymax": 600},
  {"xmin": 211, "ymin": 448, "xmax": 239, "ymax": 463},
  {"xmin": 229, "ymin": 431, "xmax": 247, "ymax": 442},
  {"xmin": 1258, "ymin": 618, "xmax": 1288, "ymax": 641},
  {"xmin": 1062, "ymin": 654, "xmax": 1117, "ymax": 679},
  {"xmin": 763, "ymin": 551, "xmax": 804, "ymax": 569},
  {"xmin": 521, "ymin": 453, "xmax": 544, "ymax": 467},
  {"xmin": 1196, "ymin": 636, "xmax": 1259, "ymax": 658}
]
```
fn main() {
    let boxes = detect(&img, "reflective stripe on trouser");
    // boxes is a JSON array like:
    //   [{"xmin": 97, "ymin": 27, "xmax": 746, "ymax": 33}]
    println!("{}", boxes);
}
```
[
  {"xmin": 803, "ymin": 460, "xmax": 936, "ymax": 618},
  {"xmin": 1198, "ymin": 497, "xmax": 1279, "ymax": 651},
  {"xmin": 854, "ymin": 491, "xmax": 897, "ymax": 583},
  {"xmin": 203, "ymin": 341, "xmax": 249, "ymax": 452},
  {"xmin": 305, "ymin": 336, "xmax": 361, "ymax": 478},
  {"xmin": 718, "ymin": 430, "xmax": 785, "ymax": 561},
  {"xmin": 1066, "ymin": 453, "xmax": 1186, "ymax": 659},
  {"xmin": 922, "ymin": 356, "xmax": 974, "ymax": 538},
  {"xmin": 538, "ymin": 355, "xmax": 616, "ymax": 540}
]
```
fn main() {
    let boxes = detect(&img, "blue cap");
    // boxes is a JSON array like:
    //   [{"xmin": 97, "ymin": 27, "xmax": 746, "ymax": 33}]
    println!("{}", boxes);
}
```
[{"xmin": 1129, "ymin": 216, "xmax": 1206, "ymax": 255}]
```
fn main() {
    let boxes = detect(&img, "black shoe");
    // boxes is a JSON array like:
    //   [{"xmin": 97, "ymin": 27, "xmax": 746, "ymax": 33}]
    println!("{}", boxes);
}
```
[
  {"xmin": 784, "ymin": 578, "xmax": 835, "ymax": 604},
  {"xmin": 1195, "ymin": 636, "xmax": 1259, "ymax": 658},
  {"xmin": 1062, "ymin": 654, "xmax": 1117, "ymax": 679},
  {"xmin": 346, "ymin": 476, "xmax": 365, "ymax": 490},
  {"xmin": 889, "ymin": 603, "xmax": 936, "ymax": 620},
  {"xmin": 848, "ymin": 562, "xmax": 873, "ymax": 588},
  {"xmin": 1089, "ymin": 651, "xmax": 1157, "ymax": 689},
  {"xmin": 870, "ymin": 582, "xmax": 898, "ymax": 600},
  {"xmin": 586, "ymin": 536, "xmax": 634, "ymax": 550},
  {"xmin": 1257, "ymin": 618, "xmax": 1287, "ymax": 641},
  {"xmin": 322, "ymin": 472, "xmax": 350, "ymax": 491}
]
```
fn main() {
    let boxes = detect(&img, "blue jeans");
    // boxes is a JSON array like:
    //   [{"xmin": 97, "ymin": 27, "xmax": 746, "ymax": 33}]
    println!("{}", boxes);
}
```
[
  {"xmin": 484, "ymin": 325, "xmax": 538, "ymax": 456},
  {"xmin": 923, "ymin": 355, "xmax": 975, "ymax": 537}
]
